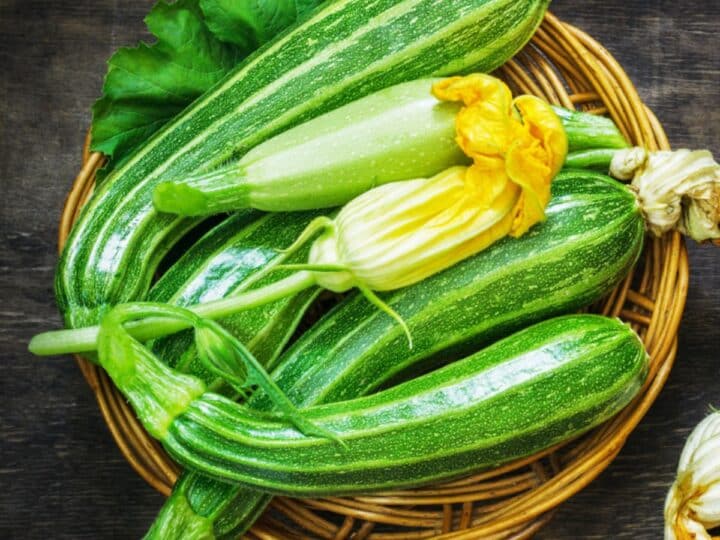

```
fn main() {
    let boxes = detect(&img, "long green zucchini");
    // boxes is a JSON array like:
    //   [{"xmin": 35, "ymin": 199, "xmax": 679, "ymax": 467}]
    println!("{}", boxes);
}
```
[
  {"xmin": 147, "ymin": 170, "xmax": 646, "ymax": 538},
  {"xmin": 56, "ymin": 0, "xmax": 549, "ymax": 329},
  {"xmin": 166, "ymin": 315, "xmax": 647, "ymax": 494},
  {"xmin": 106, "ymin": 313, "xmax": 646, "ymax": 495}
]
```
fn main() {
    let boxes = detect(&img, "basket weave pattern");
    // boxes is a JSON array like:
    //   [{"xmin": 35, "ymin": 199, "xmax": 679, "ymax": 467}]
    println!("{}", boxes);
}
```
[{"xmin": 60, "ymin": 13, "xmax": 689, "ymax": 539}]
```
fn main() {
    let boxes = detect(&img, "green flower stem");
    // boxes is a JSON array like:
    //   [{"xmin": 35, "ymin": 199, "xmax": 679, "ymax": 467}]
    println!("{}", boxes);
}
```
[
  {"xmin": 551, "ymin": 106, "xmax": 629, "ymax": 152},
  {"xmin": 98, "ymin": 305, "xmax": 208, "ymax": 440},
  {"xmin": 29, "ymin": 271, "xmax": 316, "ymax": 357},
  {"xmin": 565, "ymin": 148, "xmax": 621, "ymax": 171},
  {"xmin": 98, "ymin": 302, "xmax": 330, "ymax": 441}
]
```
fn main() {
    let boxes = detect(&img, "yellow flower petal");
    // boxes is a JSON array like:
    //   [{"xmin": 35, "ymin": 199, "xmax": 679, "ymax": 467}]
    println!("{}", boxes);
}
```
[
  {"xmin": 463, "ymin": 156, "xmax": 509, "ymax": 209},
  {"xmin": 506, "ymin": 95, "xmax": 567, "ymax": 236},
  {"xmin": 433, "ymin": 74, "xmax": 514, "ymax": 160},
  {"xmin": 434, "ymin": 75, "xmax": 567, "ymax": 238},
  {"xmin": 506, "ymin": 143, "xmax": 550, "ymax": 236},
  {"xmin": 512, "ymin": 95, "xmax": 568, "ymax": 178},
  {"xmin": 432, "ymin": 74, "xmax": 513, "ymax": 108}
]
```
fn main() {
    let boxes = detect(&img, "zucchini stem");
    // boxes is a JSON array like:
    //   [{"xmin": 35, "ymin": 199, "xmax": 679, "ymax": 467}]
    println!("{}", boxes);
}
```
[
  {"xmin": 153, "ymin": 163, "xmax": 250, "ymax": 217},
  {"xmin": 564, "ymin": 148, "xmax": 621, "ymax": 171},
  {"xmin": 551, "ymin": 106, "xmax": 629, "ymax": 152},
  {"xmin": 29, "ymin": 271, "xmax": 316, "ymax": 356},
  {"xmin": 98, "ymin": 302, "xmax": 337, "ymax": 442}
]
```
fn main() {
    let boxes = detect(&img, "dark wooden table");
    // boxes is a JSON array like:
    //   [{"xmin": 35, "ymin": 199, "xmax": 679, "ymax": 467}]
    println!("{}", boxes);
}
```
[{"xmin": 1, "ymin": 1, "xmax": 718, "ymax": 538}]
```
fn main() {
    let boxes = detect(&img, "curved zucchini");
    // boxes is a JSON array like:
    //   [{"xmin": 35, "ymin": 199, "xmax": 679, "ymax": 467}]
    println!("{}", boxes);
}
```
[
  {"xmin": 136, "ymin": 315, "xmax": 647, "ymax": 495},
  {"xmin": 148, "ymin": 170, "xmax": 645, "ymax": 537},
  {"xmin": 56, "ymin": 0, "xmax": 549, "ymax": 328}
]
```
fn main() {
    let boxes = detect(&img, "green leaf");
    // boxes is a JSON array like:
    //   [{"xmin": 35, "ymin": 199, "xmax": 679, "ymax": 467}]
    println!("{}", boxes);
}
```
[
  {"xmin": 90, "ymin": 0, "xmax": 326, "ymax": 180},
  {"xmin": 90, "ymin": 0, "xmax": 242, "ymax": 175},
  {"xmin": 199, "ymin": 0, "xmax": 326, "ymax": 49}
]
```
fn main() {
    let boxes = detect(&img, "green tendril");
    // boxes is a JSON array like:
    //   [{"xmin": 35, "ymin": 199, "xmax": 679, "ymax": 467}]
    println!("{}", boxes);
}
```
[
  {"xmin": 271, "ymin": 263, "xmax": 350, "ymax": 274},
  {"xmin": 276, "ymin": 216, "xmax": 334, "ymax": 256},
  {"xmin": 357, "ymin": 285, "xmax": 413, "ymax": 350}
]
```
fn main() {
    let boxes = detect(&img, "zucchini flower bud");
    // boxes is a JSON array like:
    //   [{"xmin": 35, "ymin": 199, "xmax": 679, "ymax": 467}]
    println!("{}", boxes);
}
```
[
  {"xmin": 665, "ymin": 411, "xmax": 720, "ymax": 540},
  {"xmin": 610, "ymin": 147, "xmax": 720, "ymax": 241}
]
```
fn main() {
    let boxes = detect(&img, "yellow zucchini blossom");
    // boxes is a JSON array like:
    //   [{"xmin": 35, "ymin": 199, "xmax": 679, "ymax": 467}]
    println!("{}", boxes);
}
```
[
  {"xmin": 307, "ymin": 74, "xmax": 567, "ymax": 293},
  {"xmin": 433, "ymin": 73, "xmax": 568, "ymax": 236},
  {"xmin": 665, "ymin": 411, "xmax": 720, "ymax": 540}
]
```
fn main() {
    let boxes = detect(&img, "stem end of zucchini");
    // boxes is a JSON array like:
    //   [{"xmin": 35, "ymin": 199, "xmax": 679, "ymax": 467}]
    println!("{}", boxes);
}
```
[
  {"xmin": 153, "ymin": 182, "xmax": 210, "ymax": 217},
  {"xmin": 29, "ymin": 326, "xmax": 101, "ymax": 356}
]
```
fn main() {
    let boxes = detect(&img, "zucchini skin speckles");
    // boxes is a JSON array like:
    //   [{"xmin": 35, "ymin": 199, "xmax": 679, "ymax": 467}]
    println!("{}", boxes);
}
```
[{"xmin": 162, "ymin": 315, "xmax": 647, "ymax": 496}]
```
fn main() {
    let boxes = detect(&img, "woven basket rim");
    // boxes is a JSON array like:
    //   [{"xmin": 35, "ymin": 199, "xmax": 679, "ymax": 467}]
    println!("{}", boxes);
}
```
[{"xmin": 60, "ymin": 11, "xmax": 690, "ymax": 539}]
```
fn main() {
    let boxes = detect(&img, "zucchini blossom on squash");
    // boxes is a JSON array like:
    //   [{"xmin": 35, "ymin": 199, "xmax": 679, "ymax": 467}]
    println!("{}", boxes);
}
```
[
  {"xmin": 309, "ymin": 74, "xmax": 567, "ymax": 293},
  {"xmin": 433, "ymin": 74, "xmax": 567, "ymax": 237}
]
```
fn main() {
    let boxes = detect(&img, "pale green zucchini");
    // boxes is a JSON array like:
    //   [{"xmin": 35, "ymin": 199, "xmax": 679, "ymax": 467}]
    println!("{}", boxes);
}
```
[
  {"xmin": 152, "ymin": 78, "xmax": 467, "ymax": 215},
  {"xmin": 151, "ymin": 90, "xmax": 629, "ymax": 218}
]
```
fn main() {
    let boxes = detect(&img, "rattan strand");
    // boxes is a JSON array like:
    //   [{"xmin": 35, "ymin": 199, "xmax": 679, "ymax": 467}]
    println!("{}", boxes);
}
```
[{"xmin": 59, "ymin": 12, "xmax": 690, "ymax": 538}]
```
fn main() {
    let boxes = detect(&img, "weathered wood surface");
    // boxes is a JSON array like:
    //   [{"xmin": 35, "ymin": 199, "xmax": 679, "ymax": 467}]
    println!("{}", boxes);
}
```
[{"xmin": 0, "ymin": 0, "xmax": 717, "ymax": 538}]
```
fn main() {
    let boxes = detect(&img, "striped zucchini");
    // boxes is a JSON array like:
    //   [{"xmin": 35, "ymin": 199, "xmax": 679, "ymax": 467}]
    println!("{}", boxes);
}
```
[
  {"xmin": 256, "ymin": 170, "xmax": 645, "ymax": 407},
  {"xmin": 147, "ymin": 211, "xmax": 322, "ymax": 386},
  {"xmin": 56, "ymin": 0, "xmax": 549, "ymax": 329},
  {"xmin": 147, "ymin": 170, "xmax": 646, "ymax": 537},
  {"xmin": 115, "ymin": 314, "xmax": 647, "ymax": 495}
]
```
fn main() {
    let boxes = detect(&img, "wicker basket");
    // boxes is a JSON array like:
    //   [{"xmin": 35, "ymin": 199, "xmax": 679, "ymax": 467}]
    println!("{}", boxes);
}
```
[{"xmin": 60, "ymin": 12, "xmax": 690, "ymax": 539}]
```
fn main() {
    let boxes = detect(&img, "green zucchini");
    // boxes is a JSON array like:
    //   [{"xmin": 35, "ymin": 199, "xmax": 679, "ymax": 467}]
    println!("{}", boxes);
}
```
[
  {"xmin": 165, "ymin": 315, "xmax": 647, "ymax": 494},
  {"xmin": 147, "ymin": 170, "xmax": 646, "ymax": 538},
  {"xmin": 257, "ymin": 170, "xmax": 645, "ymax": 407},
  {"xmin": 55, "ymin": 0, "xmax": 549, "ymax": 329}
]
